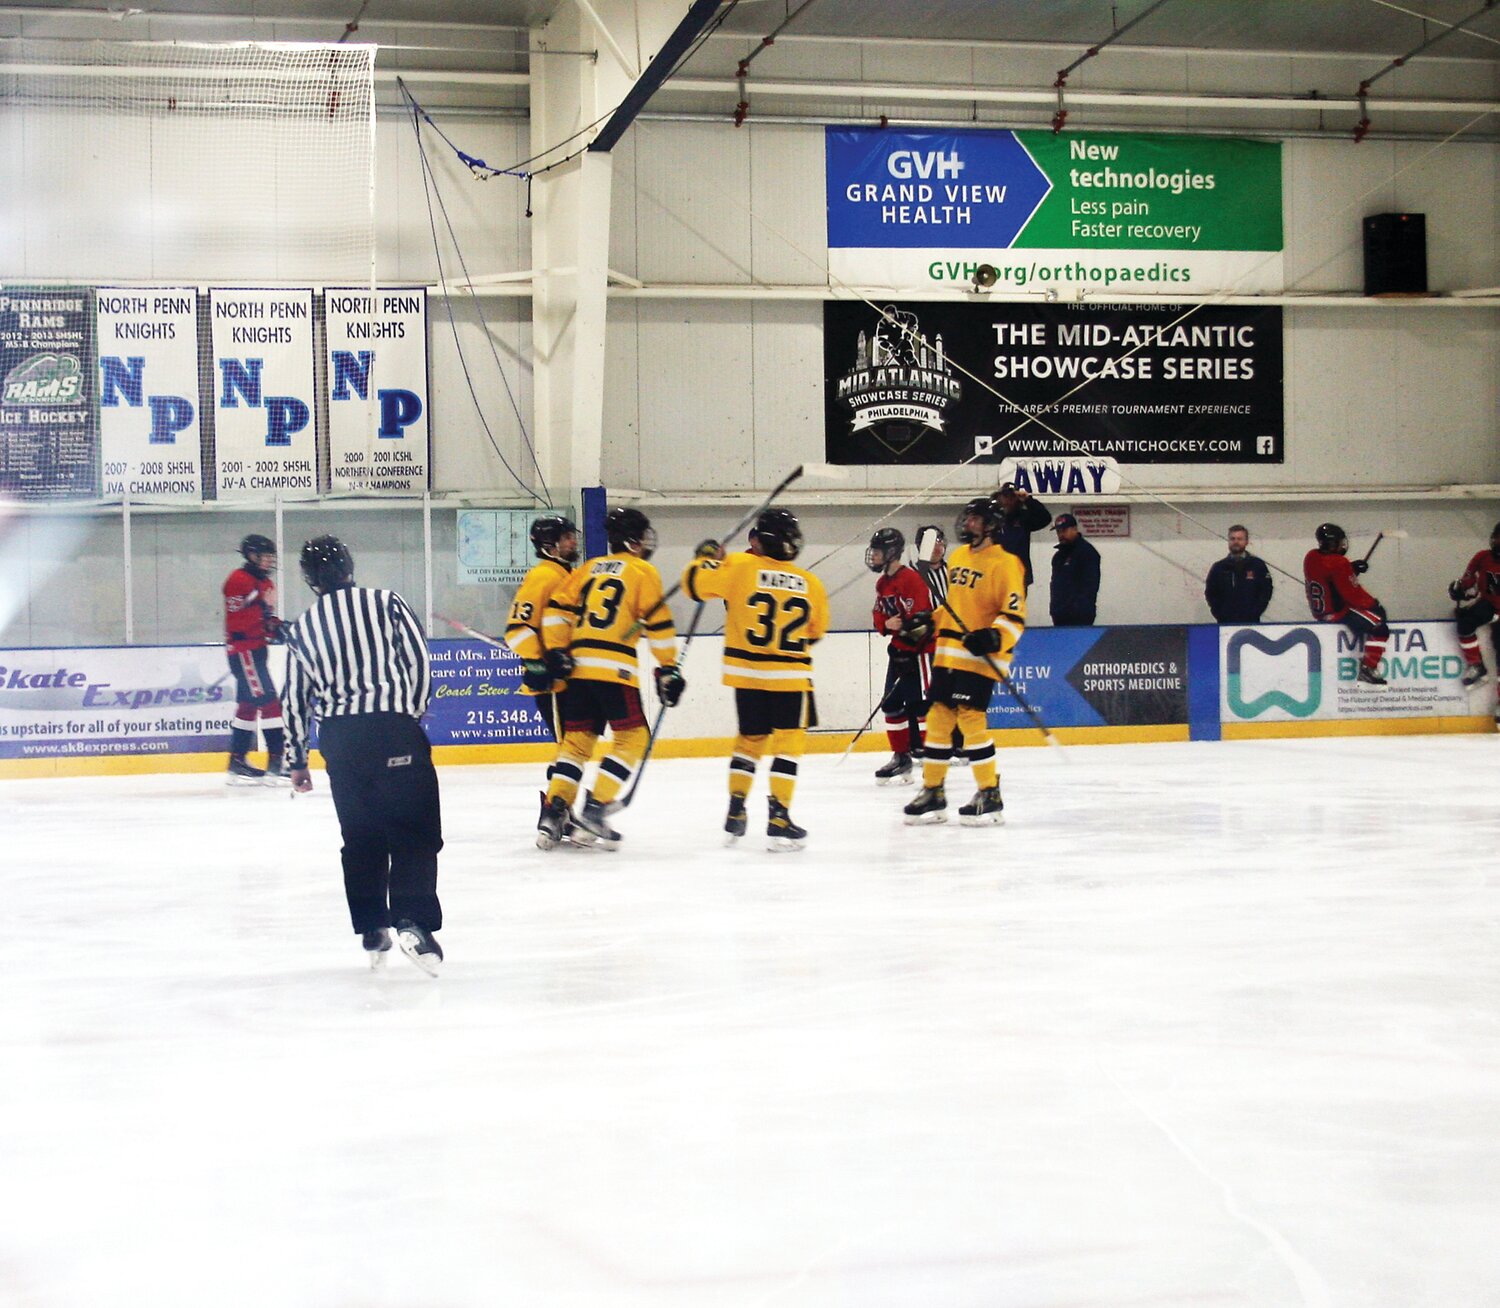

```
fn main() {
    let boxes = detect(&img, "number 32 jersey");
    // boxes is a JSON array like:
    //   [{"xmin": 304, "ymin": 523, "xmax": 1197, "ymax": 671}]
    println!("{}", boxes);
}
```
[{"xmin": 683, "ymin": 552, "xmax": 829, "ymax": 692}]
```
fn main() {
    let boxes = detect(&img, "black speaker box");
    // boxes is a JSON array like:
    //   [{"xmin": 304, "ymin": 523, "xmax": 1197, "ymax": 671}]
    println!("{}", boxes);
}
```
[{"xmin": 1363, "ymin": 212, "xmax": 1427, "ymax": 296}]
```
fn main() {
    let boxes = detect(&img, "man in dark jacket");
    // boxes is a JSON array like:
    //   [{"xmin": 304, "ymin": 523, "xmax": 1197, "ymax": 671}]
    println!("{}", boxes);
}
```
[
  {"xmin": 994, "ymin": 483, "xmax": 1051, "ymax": 588},
  {"xmin": 1049, "ymin": 514, "xmax": 1101, "ymax": 627},
  {"xmin": 1205, "ymin": 524, "xmax": 1273, "ymax": 623}
]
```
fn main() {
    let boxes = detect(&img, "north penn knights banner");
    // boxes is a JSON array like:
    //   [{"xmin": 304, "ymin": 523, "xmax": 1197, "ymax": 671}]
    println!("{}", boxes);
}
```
[
  {"xmin": 325, "ymin": 287, "xmax": 430, "ymax": 495},
  {"xmin": 210, "ymin": 288, "xmax": 318, "ymax": 502},
  {"xmin": 826, "ymin": 127, "xmax": 1283, "ymax": 294},
  {"xmin": 97, "ymin": 288, "xmax": 203, "ymax": 504},
  {"xmin": 824, "ymin": 299, "xmax": 1283, "ymax": 465}
]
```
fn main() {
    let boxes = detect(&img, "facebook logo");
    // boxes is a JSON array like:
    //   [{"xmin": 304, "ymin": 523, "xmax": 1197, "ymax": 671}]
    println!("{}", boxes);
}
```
[{"xmin": 1257, "ymin": 436, "xmax": 1275, "ymax": 455}]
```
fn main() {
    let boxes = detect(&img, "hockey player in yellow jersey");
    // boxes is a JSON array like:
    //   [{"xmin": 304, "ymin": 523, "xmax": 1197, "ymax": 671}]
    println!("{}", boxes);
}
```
[
  {"xmin": 682, "ymin": 508, "xmax": 829, "ymax": 851},
  {"xmin": 537, "ymin": 507, "xmax": 684, "ymax": 850},
  {"xmin": 505, "ymin": 514, "xmax": 579, "ymax": 832},
  {"xmin": 903, "ymin": 493, "xmax": 1026, "ymax": 826}
]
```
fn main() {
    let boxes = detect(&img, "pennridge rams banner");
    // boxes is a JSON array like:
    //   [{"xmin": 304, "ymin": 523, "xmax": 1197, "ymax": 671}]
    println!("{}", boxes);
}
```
[
  {"xmin": 210, "ymin": 288, "xmax": 317, "ymax": 502},
  {"xmin": 326, "ymin": 287, "xmax": 429, "ymax": 494},
  {"xmin": 97, "ymin": 288, "xmax": 202, "ymax": 504},
  {"xmin": 824, "ymin": 299, "xmax": 1283, "ymax": 465},
  {"xmin": 827, "ymin": 128, "xmax": 1282, "ymax": 294},
  {"xmin": 0, "ymin": 288, "xmax": 98, "ymax": 501}
]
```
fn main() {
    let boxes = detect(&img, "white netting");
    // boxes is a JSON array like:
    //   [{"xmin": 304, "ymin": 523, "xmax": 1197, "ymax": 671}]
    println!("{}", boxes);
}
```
[{"xmin": 0, "ymin": 39, "xmax": 376, "ymax": 284}]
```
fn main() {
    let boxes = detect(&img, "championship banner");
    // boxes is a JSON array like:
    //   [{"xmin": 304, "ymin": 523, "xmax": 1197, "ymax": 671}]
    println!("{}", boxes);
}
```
[
  {"xmin": 325, "ymin": 287, "xmax": 429, "ymax": 494},
  {"xmin": 0, "ymin": 288, "xmax": 98, "ymax": 501},
  {"xmin": 825, "ymin": 300, "xmax": 1282, "ymax": 465},
  {"xmin": 986, "ymin": 626, "xmax": 1189, "ymax": 732},
  {"xmin": 97, "ymin": 288, "xmax": 202, "ymax": 504},
  {"xmin": 826, "ymin": 128, "xmax": 1282, "ymax": 294},
  {"xmin": 0, "ymin": 643, "xmax": 265, "ymax": 759},
  {"xmin": 424, "ymin": 639, "xmax": 554, "ymax": 744},
  {"xmin": 1220, "ymin": 621, "xmax": 1471, "ymax": 723},
  {"xmin": 209, "ymin": 288, "xmax": 317, "ymax": 502}
]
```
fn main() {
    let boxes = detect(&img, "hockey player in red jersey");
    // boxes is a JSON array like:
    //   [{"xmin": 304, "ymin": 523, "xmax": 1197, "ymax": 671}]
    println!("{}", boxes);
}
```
[
  {"xmin": 867, "ymin": 527, "xmax": 936, "ymax": 784},
  {"xmin": 223, "ymin": 533, "xmax": 287, "ymax": 783},
  {"xmin": 1448, "ymin": 521, "xmax": 1500, "ymax": 692},
  {"xmin": 1303, "ymin": 523, "xmax": 1389, "ymax": 686}
]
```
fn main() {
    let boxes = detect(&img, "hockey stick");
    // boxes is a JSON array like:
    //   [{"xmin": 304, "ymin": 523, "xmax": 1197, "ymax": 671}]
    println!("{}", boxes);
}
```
[
  {"xmin": 1361, "ymin": 529, "xmax": 1408, "ymax": 563},
  {"xmin": 612, "ymin": 600, "xmax": 706, "ymax": 810},
  {"xmin": 621, "ymin": 461, "xmax": 849, "ymax": 642},
  {"xmin": 835, "ymin": 694, "xmax": 887, "ymax": 766}
]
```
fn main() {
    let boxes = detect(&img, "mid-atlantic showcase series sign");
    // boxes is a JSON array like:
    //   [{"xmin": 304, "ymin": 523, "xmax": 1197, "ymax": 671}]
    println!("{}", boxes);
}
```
[
  {"xmin": 1, "ymin": 285, "xmax": 430, "ymax": 503},
  {"xmin": 826, "ymin": 128, "xmax": 1283, "ymax": 294},
  {"xmin": 825, "ymin": 299, "xmax": 1283, "ymax": 465}
]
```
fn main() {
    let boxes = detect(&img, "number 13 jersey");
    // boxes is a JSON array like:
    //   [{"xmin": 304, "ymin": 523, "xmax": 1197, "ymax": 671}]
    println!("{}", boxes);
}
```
[{"xmin": 683, "ymin": 552, "xmax": 829, "ymax": 692}]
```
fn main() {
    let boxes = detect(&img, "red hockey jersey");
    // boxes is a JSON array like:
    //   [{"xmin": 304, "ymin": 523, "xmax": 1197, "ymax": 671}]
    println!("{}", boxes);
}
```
[
  {"xmin": 873, "ymin": 565, "xmax": 936, "ymax": 654},
  {"xmin": 1303, "ymin": 550, "xmax": 1376, "ymax": 621},
  {"xmin": 1458, "ymin": 549, "xmax": 1500, "ymax": 601},
  {"xmin": 224, "ymin": 566, "xmax": 279, "ymax": 651}
]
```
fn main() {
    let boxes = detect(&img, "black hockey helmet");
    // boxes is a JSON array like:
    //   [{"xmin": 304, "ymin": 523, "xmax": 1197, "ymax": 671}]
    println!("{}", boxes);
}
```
[
  {"xmin": 300, "ymin": 535, "xmax": 355, "ymax": 594},
  {"xmin": 914, "ymin": 524, "xmax": 945, "ymax": 562},
  {"xmin": 1491, "ymin": 520, "xmax": 1500, "ymax": 551},
  {"xmin": 750, "ymin": 508, "xmax": 803, "ymax": 562},
  {"xmin": 957, "ymin": 494, "xmax": 1004, "ymax": 545},
  {"xmin": 530, "ymin": 513, "xmax": 579, "ymax": 562},
  {"xmin": 865, "ymin": 527, "xmax": 905, "ymax": 572},
  {"xmin": 606, "ymin": 506, "xmax": 657, "ymax": 559},
  {"xmin": 239, "ymin": 533, "xmax": 276, "ymax": 577},
  {"xmin": 1314, "ymin": 522, "xmax": 1348, "ymax": 554}
]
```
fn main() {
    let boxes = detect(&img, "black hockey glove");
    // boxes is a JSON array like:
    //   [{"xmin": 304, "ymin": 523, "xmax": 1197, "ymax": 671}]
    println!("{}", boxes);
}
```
[
  {"xmin": 544, "ymin": 648, "xmax": 575, "ymax": 682},
  {"xmin": 655, "ymin": 663, "xmax": 686, "ymax": 707},
  {"xmin": 898, "ymin": 611, "xmax": 935, "ymax": 645},
  {"xmin": 1351, "ymin": 559, "xmax": 1370, "ymax": 575},
  {"xmin": 1449, "ymin": 579, "xmax": 1475, "ymax": 604},
  {"xmin": 962, "ymin": 626, "xmax": 1003, "ymax": 656},
  {"xmin": 521, "ymin": 659, "xmax": 552, "ymax": 693},
  {"xmin": 265, "ymin": 615, "xmax": 285, "ymax": 644}
]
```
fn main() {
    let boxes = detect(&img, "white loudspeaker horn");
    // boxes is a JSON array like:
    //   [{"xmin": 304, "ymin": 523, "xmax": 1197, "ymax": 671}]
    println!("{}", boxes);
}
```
[{"xmin": 972, "ymin": 263, "xmax": 998, "ymax": 290}]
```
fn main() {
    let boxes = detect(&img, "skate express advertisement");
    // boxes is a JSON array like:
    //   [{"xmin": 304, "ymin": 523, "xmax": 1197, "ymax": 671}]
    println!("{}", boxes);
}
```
[
  {"xmin": 825, "ymin": 299, "xmax": 1283, "ymax": 465},
  {"xmin": 826, "ymin": 127, "xmax": 1282, "ymax": 293},
  {"xmin": 0, "ymin": 288, "xmax": 99, "ymax": 501}
]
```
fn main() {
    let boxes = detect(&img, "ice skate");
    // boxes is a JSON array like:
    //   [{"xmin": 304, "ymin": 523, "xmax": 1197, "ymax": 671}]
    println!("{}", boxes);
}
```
[
  {"xmin": 766, "ymin": 797, "xmax": 806, "ymax": 852},
  {"xmin": 261, "ymin": 755, "xmax": 292, "ymax": 786},
  {"xmin": 958, "ymin": 787, "xmax": 1005, "ymax": 827},
  {"xmin": 1462, "ymin": 661, "xmax": 1489, "ymax": 689},
  {"xmin": 226, "ymin": 756, "xmax": 265, "ymax": 786},
  {"xmin": 573, "ymin": 794, "xmax": 622, "ymax": 850},
  {"xmin": 874, "ymin": 752, "xmax": 914, "ymax": 786},
  {"xmin": 394, "ymin": 919, "xmax": 443, "ymax": 977},
  {"xmin": 903, "ymin": 785, "xmax": 947, "ymax": 825},
  {"xmin": 536, "ymin": 794, "xmax": 572, "ymax": 850},
  {"xmin": 724, "ymin": 795, "xmax": 747, "ymax": 845},
  {"xmin": 1356, "ymin": 663, "xmax": 1387, "ymax": 686},
  {"xmin": 362, "ymin": 927, "xmax": 392, "ymax": 970}
]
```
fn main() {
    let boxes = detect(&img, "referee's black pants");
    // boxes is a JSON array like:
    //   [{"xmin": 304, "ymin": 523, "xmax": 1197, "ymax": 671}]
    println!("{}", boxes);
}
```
[{"xmin": 318, "ymin": 713, "xmax": 443, "ymax": 936}]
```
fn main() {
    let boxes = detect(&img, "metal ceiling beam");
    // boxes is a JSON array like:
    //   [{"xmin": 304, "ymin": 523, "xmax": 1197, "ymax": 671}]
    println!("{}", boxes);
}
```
[{"xmin": 587, "ymin": 0, "xmax": 724, "ymax": 153}]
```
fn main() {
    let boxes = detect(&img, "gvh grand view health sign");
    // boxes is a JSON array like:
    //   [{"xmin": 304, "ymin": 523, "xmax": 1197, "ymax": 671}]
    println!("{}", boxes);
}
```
[
  {"xmin": 826, "ymin": 128, "xmax": 1282, "ymax": 294},
  {"xmin": 824, "ymin": 300, "xmax": 1283, "ymax": 465}
]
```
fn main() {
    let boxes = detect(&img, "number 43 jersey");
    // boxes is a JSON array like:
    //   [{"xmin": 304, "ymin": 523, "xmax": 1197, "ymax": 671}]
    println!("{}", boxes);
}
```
[
  {"xmin": 683, "ymin": 552, "xmax": 829, "ymax": 692},
  {"xmin": 545, "ymin": 551, "xmax": 678, "ymax": 689}
]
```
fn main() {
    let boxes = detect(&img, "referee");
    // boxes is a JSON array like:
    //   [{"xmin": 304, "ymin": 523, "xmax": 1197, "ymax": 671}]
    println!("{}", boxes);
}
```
[{"xmin": 283, "ymin": 536, "xmax": 445, "ymax": 976}]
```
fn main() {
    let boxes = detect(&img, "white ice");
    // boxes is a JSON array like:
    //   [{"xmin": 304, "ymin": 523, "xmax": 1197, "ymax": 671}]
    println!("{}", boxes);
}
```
[{"xmin": 4, "ymin": 735, "xmax": 1499, "ymax": 1308}]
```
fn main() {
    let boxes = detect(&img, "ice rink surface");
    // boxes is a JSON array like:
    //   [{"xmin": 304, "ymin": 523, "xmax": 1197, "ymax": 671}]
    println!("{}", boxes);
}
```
[{"xmin": 4, "ymin": 734, "xmax": 1500, "ymax": 1308}]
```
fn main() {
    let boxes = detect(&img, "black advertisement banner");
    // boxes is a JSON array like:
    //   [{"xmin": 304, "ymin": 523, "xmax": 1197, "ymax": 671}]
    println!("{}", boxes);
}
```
[
  {"xmin": 824, "ymin": 300, "xmax": 1282, "ymax": 466},
  {"xmin": 0, "ymin": 288, "xmax": 99, "ymax": 501}
]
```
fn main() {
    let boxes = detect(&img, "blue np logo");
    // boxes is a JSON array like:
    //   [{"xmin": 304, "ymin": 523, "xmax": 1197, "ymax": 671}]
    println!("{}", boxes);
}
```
[{"xmin": 1226, "ymin": 628, "xmax": 1322, "ymax": 718}]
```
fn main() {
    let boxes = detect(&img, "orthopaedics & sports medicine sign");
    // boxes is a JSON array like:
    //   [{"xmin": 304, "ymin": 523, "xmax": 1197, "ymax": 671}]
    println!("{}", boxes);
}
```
[{"xmin": 826, "ymin": 127, "xmax": 1283, "ymax": 294}]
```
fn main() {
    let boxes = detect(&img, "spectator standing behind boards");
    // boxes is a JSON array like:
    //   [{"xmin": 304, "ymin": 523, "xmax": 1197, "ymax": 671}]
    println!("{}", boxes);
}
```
[
  {"xmin": 993, "ymin": 483, "xmax": 1051, "ymax": 589},
  {"xmin": 1448, "ymin": 520, "xmax": 1500, "ymax": 693},
  {"xmin": 1049, "ymin": 514, "xmax": 1100, "ymax": 627},
  {"xmin": 1205, "ymin": 524, "xmax": 1274, "ymax": 623}
]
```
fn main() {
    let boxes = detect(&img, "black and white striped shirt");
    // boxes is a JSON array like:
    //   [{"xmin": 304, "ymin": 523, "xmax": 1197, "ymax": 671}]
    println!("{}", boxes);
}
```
[
  {"xmin": 916, "ymin": 559, "xmax": 949, "ymax": 608},
  {"xmin": 281, "ymin": 586, "xmax": 432, "ymax": 768}
]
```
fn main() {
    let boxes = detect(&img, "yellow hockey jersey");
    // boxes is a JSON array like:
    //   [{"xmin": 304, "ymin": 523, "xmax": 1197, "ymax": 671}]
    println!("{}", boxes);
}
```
[
  {"xmin": 933, "ymin": 541, "xmax": 1027, "ymax": 680},
  {"xmin": 544, "ymin": 551, "xmax": 677, "ymax": 689},
  {"xmin": 682, "ymin": 551, "xmax": 829, "ymax": 692},
  {"xmin": 503, "ymin": 558, "xmax": 572, "ymax": 695}
]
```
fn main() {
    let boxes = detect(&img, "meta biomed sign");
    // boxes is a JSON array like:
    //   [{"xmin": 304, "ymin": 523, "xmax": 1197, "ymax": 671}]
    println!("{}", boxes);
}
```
[{"xmin": 826, "ymin": 128, "xmax": 1282, "ymax": 295}]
